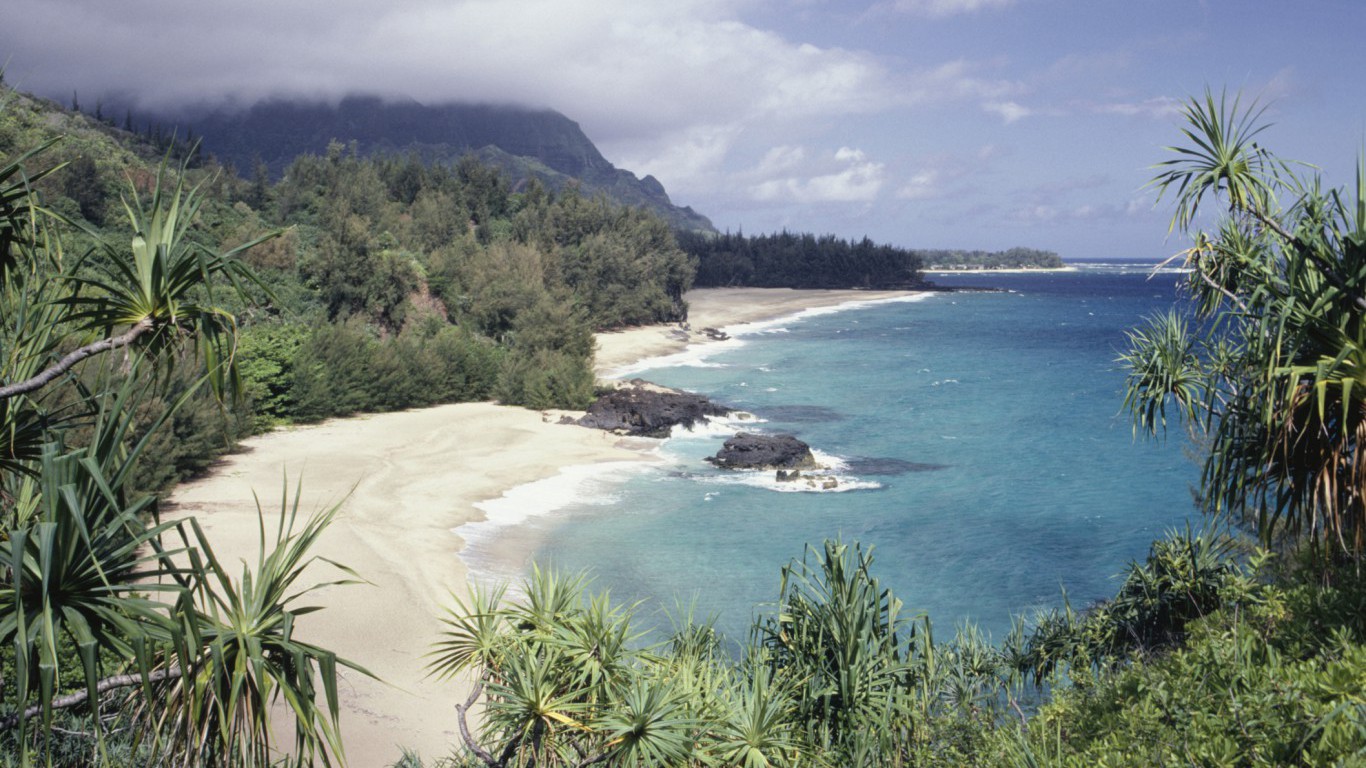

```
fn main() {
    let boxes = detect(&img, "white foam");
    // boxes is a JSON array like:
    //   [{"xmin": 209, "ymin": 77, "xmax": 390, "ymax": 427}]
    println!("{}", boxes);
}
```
[
  {"xmin": 460, "ymin": 461, "xmax": 655, "ymax": 538},
  {"xmin": 668, "ymin": 413, "xmax": 762, "ymax": 439},
  {"xmin": 701, "ymin": 469, "xmax": 882, "ymax": 494},
  {"xmin": 694, "ymin": 449, "xmax": 879, "ymax": 494},
  {"xmin": 605, "ymin": 293, "xmax": 933, "ymax": 379},
  {"xmin": 724, "ymin": 294, "xmax": 932, "ymax": 339},
  {"xmin": 1067, "ymin": 262, "xmax": 1193, "ymax": 276},
  {"xmin": 606, "ymin": 337, "xmax": 745, "ymax": 378},
  {"xmin": 809, "ymin": 449, "xmax": 849, "ymax": 471}
]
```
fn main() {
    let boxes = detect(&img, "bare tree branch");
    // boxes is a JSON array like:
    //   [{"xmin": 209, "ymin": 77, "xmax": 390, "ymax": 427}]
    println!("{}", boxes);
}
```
[
  {"xmin": 455, "ymin": 673, "xmax": 502, "ymax": 768},
  {"xmin": 575, "ymin": 749, "xmax": 614, "ymax": 768},
  {"xmin": 0, "ymin": 666, "xmax": 180, "ymax": 731},
  {"xmin": 0, "ymin": 318, "xmax": 154, "ymax": 401}
]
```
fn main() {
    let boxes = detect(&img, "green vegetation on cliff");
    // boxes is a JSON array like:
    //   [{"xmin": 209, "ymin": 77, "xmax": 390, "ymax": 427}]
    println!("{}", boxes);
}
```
[
  {"xmin": 172, "ymin": 95, "xmax": 717, "ymax": 233},
  {"xmin": 0, "ymin": 84, "xmax": 696, "ymax": 477}
]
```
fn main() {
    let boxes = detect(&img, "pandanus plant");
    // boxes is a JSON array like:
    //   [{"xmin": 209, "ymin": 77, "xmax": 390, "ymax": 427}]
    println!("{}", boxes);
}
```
[
  {"xmin": 1123, "ymin": 89, "xmax": 1366, "ymax": 562},
  {"xmin": 432, "ymin": 567, "xmax": 702, "ymax": 768},
  {"xmin": 1, "ymin": 129, "xmax": 362, "ymax": 766}
]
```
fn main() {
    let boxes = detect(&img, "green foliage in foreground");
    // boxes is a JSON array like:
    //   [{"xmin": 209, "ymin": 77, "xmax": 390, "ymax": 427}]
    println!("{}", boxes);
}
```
[
  {"xmin": 1, "ymin": 116, "xmax": 365, "ymax": 765},
  {"xmin": 1009, "ymin": 560, "xmax": 1366, "ymax": 766},
  {"xmin": 424, "ymin": 532, "xmax": 1366, "ymax": 768},
  {"xmin": 431, "ymin": 541, "xmax": 1018, "ymax": 768}
]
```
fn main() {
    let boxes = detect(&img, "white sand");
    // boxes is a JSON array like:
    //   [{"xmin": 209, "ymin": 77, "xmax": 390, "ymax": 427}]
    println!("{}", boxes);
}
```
[
  {"xmin": 167, "ymin": 287, "xmax": 921, "ymax": 766},
  {"xmin": 595, "ymin": 287, "xmax": 924, "ymax": 376}
]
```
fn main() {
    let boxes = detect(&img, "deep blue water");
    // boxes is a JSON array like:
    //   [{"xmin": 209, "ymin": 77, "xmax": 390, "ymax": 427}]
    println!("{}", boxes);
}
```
[{"xmin": 468, "ymin": 263, "xmax": 1197, "ymax": 644}]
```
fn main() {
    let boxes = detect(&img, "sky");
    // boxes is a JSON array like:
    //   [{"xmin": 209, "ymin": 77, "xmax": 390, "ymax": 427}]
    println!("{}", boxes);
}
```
[{"xmin": 3, "ymin": 0, "xmax": 1364, "ymax": 260}]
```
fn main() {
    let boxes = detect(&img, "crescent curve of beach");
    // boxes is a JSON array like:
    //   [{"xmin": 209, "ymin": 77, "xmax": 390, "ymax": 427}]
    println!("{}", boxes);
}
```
[{"xmin": 166, "ymin": 287, "xmax": 921, "ymax": 767}]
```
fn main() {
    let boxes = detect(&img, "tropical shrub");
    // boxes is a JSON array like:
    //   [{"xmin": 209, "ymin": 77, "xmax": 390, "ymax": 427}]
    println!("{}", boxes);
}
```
[
  {"xmin": 433, "ymin": 541, "xmax": 1024, "ymax": 768},
  {"xmin": 1122, "ymin": 89, "xmax": 1366, "ymax": 562},
  {"xmin": 1004, "ymin": 556, "xmax": 1366, "ymax": 767},
  {"xmin": 0, "ymin": 133, "xmax": 362, "ymax": 766}
]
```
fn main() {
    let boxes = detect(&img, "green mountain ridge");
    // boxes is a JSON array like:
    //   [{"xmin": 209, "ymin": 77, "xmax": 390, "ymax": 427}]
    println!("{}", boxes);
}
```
[{"xmin": 164, "ymin": 95, "xmax": 716, "ymax": 232}]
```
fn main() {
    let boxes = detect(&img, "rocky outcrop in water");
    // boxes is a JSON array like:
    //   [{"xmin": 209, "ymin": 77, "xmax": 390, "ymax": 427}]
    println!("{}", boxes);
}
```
[
  {"xmin": 577, "ymin": 380, "xmax": 731, "ymax": 438},
  {"xmin": 776, "ymin": 469, "xmax": 839, "ymax": 490},
  {"xmin": 707, "ymin": 433, "xmax": 817, "ymax": 470}
]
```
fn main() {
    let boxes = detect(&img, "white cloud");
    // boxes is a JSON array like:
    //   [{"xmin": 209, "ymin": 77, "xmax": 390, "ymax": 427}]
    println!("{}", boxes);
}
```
[
  {"xmin": 1, "ymin": 0, "xmax": 1048, "ymax": 218},
  {"xmin": 897, "ymin": 170, "xmax": 942, "ymax": 200},
  {"xmin": 896, "ymin": 144, "xmax": 998, "ymax": 201},
  {"xmin": 902, "ymin": 60, "xmax": 1021, "ymax": 104},
  {"xmin": 749, "ymin": 146, "xmax": 885, "ymax": 204},
  {"xmin": 0, "ymin": 0, "xmax": 893, "ymax": 146},
  {"xmin": 605, "ymin": 124, "xmax": 743, "ymax": 196},
  {"xmin": 983, "ymin": 100, "xmax": 1032, "ymax": 123},
  {"xmin": 1009, "ymin": 200, "xmax": 1146, "ymax": 226},
  {"xmin": 607, "ymin": 54, "xmax": 1021, "ymax": 198},
  {"xmin": 757, "ymin": 146, "xmax": 809, "ymax": 175},
  {"xmin": 977, "ymin": 143, "xmax": 1002, "ymax": 160},
  {"xmin": 2, "ymin": 0, "xmax": 937, "ymax": 213},
  {"xmin": 1260, "ymin": 67, "xmax": 1298, "ymax": 102},
  {"xmin": 891, "ymin": 0, "xmax": 1015, "ymax": 18}
]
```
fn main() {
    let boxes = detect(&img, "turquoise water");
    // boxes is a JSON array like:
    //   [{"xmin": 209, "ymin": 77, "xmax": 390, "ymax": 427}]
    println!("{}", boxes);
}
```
[{"xmin": 469, "ymin": 263, "xmax": 1197, "ymax": 643}]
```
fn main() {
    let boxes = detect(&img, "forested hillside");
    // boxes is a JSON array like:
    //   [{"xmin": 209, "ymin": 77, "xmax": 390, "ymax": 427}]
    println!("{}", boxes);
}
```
[
  {"xmin": 153, "ymin": 95, "xmax": 717, "ymax": 232},
  {"xmin": 0, "ymin": 85, "xmax": 694, "ymax": 494}
]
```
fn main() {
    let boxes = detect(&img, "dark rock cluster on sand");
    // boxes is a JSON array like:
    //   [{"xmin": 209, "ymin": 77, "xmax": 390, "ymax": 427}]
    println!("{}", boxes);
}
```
[
  {"xmin": 576, "ymin": 379, "xmax": 732, "ymax": 438},
  {"xmin": 705, "ymin": 432, "xmax": 817, "ymax": 470}
]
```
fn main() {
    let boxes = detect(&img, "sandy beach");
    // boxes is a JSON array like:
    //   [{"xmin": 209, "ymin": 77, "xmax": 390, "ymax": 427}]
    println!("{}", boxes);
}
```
[
  {"xmin": 595, "ymin": 287, "xmax": 925, "ymax": 376},
  {"xmin": 167, "ymin": 287, "xmax": 919, "ymax": 767}
]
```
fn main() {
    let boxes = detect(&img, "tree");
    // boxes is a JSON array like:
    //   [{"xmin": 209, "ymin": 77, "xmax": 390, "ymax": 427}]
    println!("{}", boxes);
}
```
[
  {"xmin": 1, "ymin": 137, "xmax": 364, "ymax": 765},
  {"xmin": 432, "ymin": 568, "xmax": 764, "ymax": 768},
  {"xmin": 1121, "ymin": 90, "xmax": 1366, "ymax": 561}
]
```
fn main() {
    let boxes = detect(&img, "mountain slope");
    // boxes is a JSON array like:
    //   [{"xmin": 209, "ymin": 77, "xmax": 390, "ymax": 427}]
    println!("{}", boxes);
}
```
[{"xmin": 177, "ymin": 95, "xmax": 714, "ymax": 232}]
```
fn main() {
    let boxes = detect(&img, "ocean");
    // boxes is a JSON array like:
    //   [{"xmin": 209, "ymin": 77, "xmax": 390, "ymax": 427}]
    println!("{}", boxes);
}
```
[{"xmin": 462, "ymin": 262, "xmax": 1198, "ymax": 644}]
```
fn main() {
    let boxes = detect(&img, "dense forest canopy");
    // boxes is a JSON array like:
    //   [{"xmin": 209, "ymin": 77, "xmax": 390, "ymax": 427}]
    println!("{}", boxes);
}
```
[
  {"xmin": 678, "ymin": 229, "xmax": 925, "ymax": 289},
  {"xmin": 678, "ymin": 230, "xmax": 1064, "ymax": 289}
]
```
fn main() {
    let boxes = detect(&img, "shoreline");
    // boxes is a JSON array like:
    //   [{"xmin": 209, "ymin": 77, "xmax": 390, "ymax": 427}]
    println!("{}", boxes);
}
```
[
  {"xmin": 595, "ymin": 287, "xmax": 928, "ymax": 377},
  {"xmin": 924, "ymin": 265, "xmax": 1078, "ymax": 274},
  {"xmin": 166, "ymin": 286, "xmax": 924, "ymax": 766}
]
